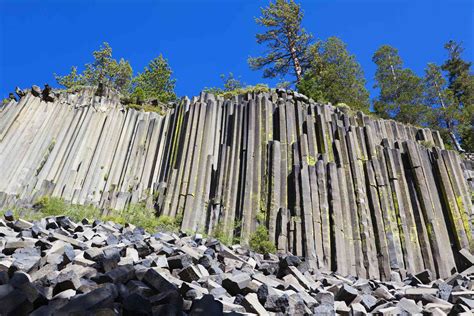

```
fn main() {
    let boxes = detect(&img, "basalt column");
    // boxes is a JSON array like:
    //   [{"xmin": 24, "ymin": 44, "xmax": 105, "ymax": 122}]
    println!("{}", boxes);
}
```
[{"xmin": 1, "ymin": 87, "xmax": 472, "ymax": 280}]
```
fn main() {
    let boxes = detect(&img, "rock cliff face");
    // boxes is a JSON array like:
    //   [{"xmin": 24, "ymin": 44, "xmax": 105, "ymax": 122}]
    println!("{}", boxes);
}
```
[{"xmin": 0, "ymin": 87, "xmax": 473, "ymax": 280}]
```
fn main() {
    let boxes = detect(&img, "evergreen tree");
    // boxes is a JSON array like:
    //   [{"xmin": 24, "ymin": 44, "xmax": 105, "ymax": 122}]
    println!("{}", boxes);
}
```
[
  {"xmin": 442, "ymin": 40, "xmax": 472, "ymax": 106},
  {"xmin": 132, "ymin": 55, "xmax": 177, "ymax": 104},
  {"xmin": 203, "ymin": 73, "xmax": 245, "ymax": 95},
  {"xmin": 372, "ymin": 45, "xmax": 426, "ymax": 125},
  {"xmin": 55, "ymin": 42, "xmax": 133, "ymax": 94},
  {"xmin": 55, "ymin": 66, "xmax": 84, "ymax": 89},
  {"xmin": 222, "ymin": 73, "xmax": 244, "ymax": 91},
  {"xmin": 82, "ymin": 42, "xmax": 115, "ymax": 86},
  {"xmin": 248, "ymin": 0, "xmax": 312, "ymax": 83},
  {"xmin": 110, "ymin": 58, "xmax": 133, "ymax": 94},
  {"xmin": 298, "ymin": 37, "xmax": 370, "ymax": 112},
  {"xmin": 441, "ymin": 40, "xmax": 473, "ymax": 151},
  {"xmin": 423, "ymin": 63, "xmax": 463, "ymax": 150}
]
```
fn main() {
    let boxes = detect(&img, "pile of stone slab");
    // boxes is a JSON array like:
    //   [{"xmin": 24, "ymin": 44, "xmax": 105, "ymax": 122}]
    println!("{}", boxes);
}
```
[{"xmin": 0, "ymin": 211, "xmax": 473, "ymax": 315}]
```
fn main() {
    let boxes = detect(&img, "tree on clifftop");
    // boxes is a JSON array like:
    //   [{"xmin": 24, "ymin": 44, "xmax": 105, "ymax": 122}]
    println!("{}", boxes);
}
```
[
  {"xmin": 55, "ymin": 42, "xmax": 132, "ymax": 94},
  {"xmin": 298, "ymin": 37, "xmax": 370, "ymax": 112},
  {"xmin": 203, "ymin": 73, "xmax": 245, "ymax": 95},
  {"xmin": 423, "ymin": 63, "xmax": 463, "ymax": 151},
  {"xmin": 372, "ymin": 45, "xmax": 426, "ymax": 125},
  {"xmin": 248, "ymin": 0, "xmax": 312, "ymax": 83},
  {"xmin": 441, "ymin": 40, "xmax": 474, "ymax": 151},
  {"xmin": 132, "ymin": 55, "xmax": 177, "ymax": 104}
]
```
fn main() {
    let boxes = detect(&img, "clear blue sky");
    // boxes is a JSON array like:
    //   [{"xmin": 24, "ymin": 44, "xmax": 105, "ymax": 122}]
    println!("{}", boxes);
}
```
[{"xmin": 0, "ymin": 0, "xmax": 472, "ymax": 100}]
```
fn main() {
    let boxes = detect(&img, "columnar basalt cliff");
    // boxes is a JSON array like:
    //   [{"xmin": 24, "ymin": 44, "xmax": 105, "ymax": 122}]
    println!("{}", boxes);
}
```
[{"xmin": 0, "ymin": 86, "xmax": 473, "ymax": 281}]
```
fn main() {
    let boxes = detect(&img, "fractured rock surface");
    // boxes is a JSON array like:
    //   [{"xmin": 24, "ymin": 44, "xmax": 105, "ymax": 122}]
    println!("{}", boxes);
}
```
[
  {"xmin": 0, "ymin": 86, "xmax": 473, "ymax": 282},
  {"xmin": 0, "ymin": 213, "xmax": 472, "ymax": 315}
]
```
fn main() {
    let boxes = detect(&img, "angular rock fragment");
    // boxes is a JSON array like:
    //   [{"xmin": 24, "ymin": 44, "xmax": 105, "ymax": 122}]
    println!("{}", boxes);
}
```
[
  {"xmin": 56, "ymin": 284, "xmax": 118, "ymax": 314},
  {"xmin": 222, "ymin": 273, "xmax": 251, "ymax": 296},
  {"xmin": 0, "ymin": 212, "xmax": 469, "ymax": 315},
  {"xmin": 142, "ymin": 268, "xmax": 177, "ymax": 293},
  {"xmin": 189, "ymin": 294, "xmax": 223, "ymax": 315},
  {"xmin": 242, "ymin": 292, "xmax": 269, "ymax": 315},
  {"xmin": 335, "ymin": 283, "xmax": 359, "ymax": 305}
]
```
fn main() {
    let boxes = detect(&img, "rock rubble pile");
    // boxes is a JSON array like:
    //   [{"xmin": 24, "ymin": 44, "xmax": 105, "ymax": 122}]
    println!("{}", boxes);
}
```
[{"xmin": 0, "ymin": 211, "xmax": 473, "ymax": 315}]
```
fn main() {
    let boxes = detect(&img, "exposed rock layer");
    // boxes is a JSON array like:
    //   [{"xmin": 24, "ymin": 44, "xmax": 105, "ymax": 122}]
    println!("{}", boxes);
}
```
[{"xmin": 0, "ymin": 87, "xmax": 473, "ymax": 281}]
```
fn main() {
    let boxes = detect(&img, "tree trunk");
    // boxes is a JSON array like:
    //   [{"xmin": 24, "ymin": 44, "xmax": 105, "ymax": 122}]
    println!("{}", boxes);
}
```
[
  {"xmin": 388, "ymin": 56, "xmax": 397, "ymax": 82},
  {"xmin": 434, "ymin": 81, "xmax": 464, "ymax": 152},
  {"xmin": 288, "ymin": 39, "xmax": 302, "ymax": 83}
]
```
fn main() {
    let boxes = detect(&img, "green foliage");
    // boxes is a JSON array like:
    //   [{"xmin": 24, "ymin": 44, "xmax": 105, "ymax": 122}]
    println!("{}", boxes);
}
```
[
  {"xmin": 117, "ymin": 203, "xmax": 178, "ymax": 232},
  {"xmin": 55, "ymin": 66, "xmax": 82, "ymax": 90},
  {"xmin": 442, "ymin": 40, "xmax": 473, "ymax": 106},
  {"xmin": 55, "ymin": 42, "xmax": 133, "ymax": 94},
  {"xmin": 419, "ymin": 140, "xmax": 435, "ymax": 149},
  {"xmin": 256, "ymin": 211, "xmax": 266, "ymax": 224},
  {"xmin": 28, "ymin": 196, "xmax": 180, "ymax": 233},
  {"xmin": 249, "ymin": 226, "xmax": 276, "ymax": 254},
  {"xmin": 33, "ymin": 196, "xmax": 100, "ymax": 220},
  {"xmin": 154, "ymin": 215, "xmax": 180, "ymax": 232},
  {"xmin": 222, "ymin": 84, "xmax": 270, "ymax": 98},
  {"xmin": 203, "ymin": 73, "xmax": 245, "ymax": 95},
  {"xmin": 441, "ymin": 40, "xmax": 474, "ymax": 151},
  {"xmin": 276, "ymin": 80, "xmax": 291, "ymax": 89},
  {"xmin": 211, "ymin": 224, "xmax": 233, "ymax": 246},
  {"xmin": 203, "ymin": 72, "xmax": 268, "ymax": 99},
  {"xmin": 205, "ymin": 82, "xmax": 270, "ymax": 99},
  {"xmin": 132, "ymin": 55, "xmax": 177, "ymax": 104},
  {"xmin": 2, "ymin": 98, "xmax": 10, "ymax": 105},
  {"xmin": 249, "ymin": 0, "xmax": 312, "ymax": 82},
  {"xmin": 222, "ymin": 73, "xmax": 244, "ymax": 91},
  {"xmin": 210, "ymin": 219, "xmax": 242, "ymax": 246},
  {"xmin": 372, "ymin": 45, "xmax": 427, "ymax": 125},
  {"xmin": 459, "ymin": 115, "xmax": 474, "ymax": 152},
  {"xmin": 298, "ymin": 37, "xmax": 370, "ymax": 112},
  {"xmin": 306, "ymin": 155, "xmax": 317, "ymax": 166},
  {"xmin": 423, "ymin": 63, "xmax": 462, "ymax": 150},
  {"xmin": 113, "ymin": 58, "xmax": 133, "ymax": 93},
  {"xmin": 129, "ymin": 87, "xmax": 145, "ymax": 104}
]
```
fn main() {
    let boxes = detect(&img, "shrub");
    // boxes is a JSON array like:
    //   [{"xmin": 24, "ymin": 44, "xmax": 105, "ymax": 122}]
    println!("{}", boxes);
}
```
[
  {"xmin": 34, "ymin": 196, "xmax": 103, "ymax": 221},
  {"xmin": 419, "ymin": 140, "xmax": 435, "ymax": 148},
  {"xmin": 219, "ymin": 84, "xmax": 270, "ymax": 99},
  {"xmin": 211, "ymin": 224, "xmax": 233, "ymax": 246},
  {"xmin": 115, "ymin": 203, "xmax": 179, "ymax": 232},
  {"xmin": 155, "ymin": 215, "xmax": 180, "ymax": 232},
  {"xmin": 125, "ymin": 103, "xmax": 167, "ymax": 115},
  {"xmin": 29, "ymin": 196, "xmax": 180, "ymax": 233},
  {"xmin": 34, "ymin": 196, "xmax": 66, "ymax": 216},
  {"xmin": 335, "ymin": 102, "xmax": 351, "ymax": 114},
  {"xmin": 204, "ymin": 83, "xmax": 270, "ymax": 99},
  {"xmin": 249, "ymin": 226, "xmax": 276, "ymax": 254}
]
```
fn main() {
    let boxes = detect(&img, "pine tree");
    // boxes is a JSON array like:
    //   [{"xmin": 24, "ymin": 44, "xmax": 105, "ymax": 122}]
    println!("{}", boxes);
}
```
[
  {"xmin": 423, "ymin": 63, "xmax": 463, "ymax": 150},
  {"xmin": 132, "ymin": 55, "xmax": 177, "ymax": 104},
  {"xmin": 54, "ymin": 66, "xmax": 84, "ymax": 89},
  {"xmin": 55, "ymin": 42, "xmax": 133, "ymax": 94},
  {"xmin": 82, "ymin": 42, "xmax": 115, "ymax": 86},
  {"xmin": 248, "ymin": 0, "xmax": 312, "ymax": 83},
  {"xmin": 112, "ymin": 58, "xmax": 133, "ymax": 94},
  {"xmin": 441, "ymin": 40, "xmax": 474, "ymax": 151},
  {"xmin": 442, "ymin": 40, "xmax": 472, "ymax": 106},
  {"xmin": 203, "ymin": 73, "xmax": 245, "ymax": 95},
  {"xmin": 372, "ymin": 45, "xmax": 426, "ymax": 125},
  {"xmin": 298, "ymin": 37, "xmax": 370, "ymax": 112}
]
